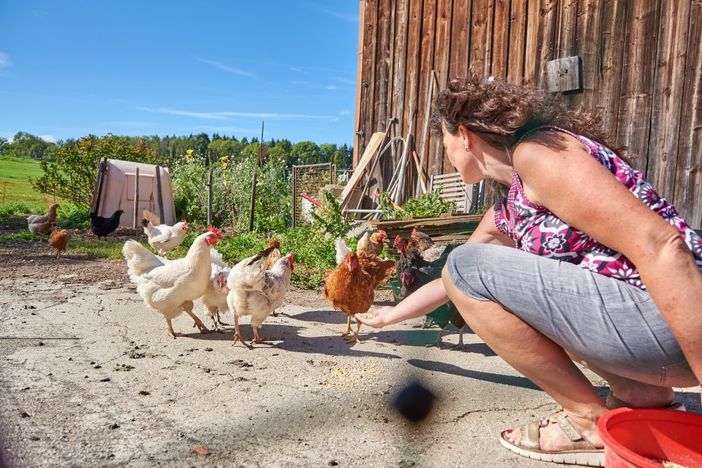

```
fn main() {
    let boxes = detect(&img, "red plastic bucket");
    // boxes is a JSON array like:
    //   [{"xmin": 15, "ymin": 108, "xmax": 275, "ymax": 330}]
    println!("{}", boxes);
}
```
[{"xmin": 597, "ymin": 407, "xmax": 702, "ymax": 467}]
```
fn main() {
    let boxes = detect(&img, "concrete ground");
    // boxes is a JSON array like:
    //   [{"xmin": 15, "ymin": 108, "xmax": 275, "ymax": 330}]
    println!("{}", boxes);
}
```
[{"xmin": 1, "ymin": 239, "xmax": 700, "ymax": 467}]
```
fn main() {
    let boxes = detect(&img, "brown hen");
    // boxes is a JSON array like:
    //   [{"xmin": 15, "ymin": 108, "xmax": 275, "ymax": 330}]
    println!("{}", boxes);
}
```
[
  {"xmin": 323, "ymin": 252, "xmax": 393, "ymax": 343},
  {"xmin": 48, "ymin": 228, "xmax": 68, "ymax": 259}
]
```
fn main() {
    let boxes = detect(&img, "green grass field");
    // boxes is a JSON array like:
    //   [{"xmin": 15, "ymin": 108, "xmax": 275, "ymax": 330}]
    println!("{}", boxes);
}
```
[{"xmin": 0, "ymin": 156, "xmax": 58, "ymax": 209}]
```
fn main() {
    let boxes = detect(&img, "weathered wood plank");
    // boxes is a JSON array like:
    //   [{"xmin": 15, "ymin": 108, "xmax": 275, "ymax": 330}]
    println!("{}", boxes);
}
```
[
  {"xmin": 415, "ymin": 0, "xmax": 438, "ymax": 177},
  {"xmin": 507, "ymin": 0, "xmax": 527, "ymax": 83},
  {"xmin": 430, "ymin": 0, "xmax": 453, "ymax": 176},
  {"xmin": 647, "ymin": 0, "xmax": 690, "ymax": 201},
  {"xmin": 403, "ymin": 0, "xmax": 424, "ymax": 168},
  {"xmin": 491, "ymin": 0, "xmax": 510, "ymax": 80},
  {"xmin": 523, "ymin": 0, "xmax": 542, "ymax": 86},
  {"xmin": 341, "ymin": 132, "xmax": 386, "ymax": 208},
  {"xmin": 596, "ymin": 0, "xmax": 627, "ymax": 141},
  {"xmin": 392, "ymin": 0, "xmax": 410, "ymax": 133},
  {"xmin": 374, "ymin": 0, "xmax": 393, "ymax": 132},
  {"xmin": 357, "ymin": 0, "xmax": 379, "ymax": 166},
  {"xmin": 555, "ymin": 0, "xmax": 578, "ymax": 57},
  {"xmin": 537, "ymin": 0, "xmax": 558, "ymax": 88},
  {"xmin": 469, "ymin": 0, "xmax": 491, "ymax": 77},
  {"xmin": 449, "ymin": 0, "xmax": 470, "ymax": 79},
  {"xmin": 353, "ymin": 0, "xmax": 367, "ymax": 166},
  {"xmin": 615, "ymin": 0, "xmax": 660, "ymax": 172},
  {"xmin": 674, "ymin": 0, "xmax": 702, "ymax": 228},
  {"xmin": 572, "ymin": 0, "xmax": 604, "ymax": 111}
]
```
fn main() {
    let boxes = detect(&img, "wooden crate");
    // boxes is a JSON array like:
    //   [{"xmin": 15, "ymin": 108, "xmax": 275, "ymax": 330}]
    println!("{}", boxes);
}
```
[{"xmin": 370, "ymin": 214, "xmax": 483, "ymax": 243}]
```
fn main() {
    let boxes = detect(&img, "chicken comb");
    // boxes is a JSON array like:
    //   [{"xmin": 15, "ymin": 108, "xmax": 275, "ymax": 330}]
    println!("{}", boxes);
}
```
[{"xmin": 206, "ymin": 225, "xmax": 222, "ymax": 238}]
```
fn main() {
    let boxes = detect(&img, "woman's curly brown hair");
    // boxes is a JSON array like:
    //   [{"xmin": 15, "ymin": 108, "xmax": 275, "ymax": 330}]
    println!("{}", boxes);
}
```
[{"xmin": 431, "ymin": 75, "xmax": 615, "ymax": 151}]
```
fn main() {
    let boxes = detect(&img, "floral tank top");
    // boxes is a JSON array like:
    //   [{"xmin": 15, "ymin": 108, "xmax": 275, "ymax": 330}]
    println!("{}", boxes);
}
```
[{"xmin": 494, "ymin": 126, "xmax": 702, "ymax": 290}]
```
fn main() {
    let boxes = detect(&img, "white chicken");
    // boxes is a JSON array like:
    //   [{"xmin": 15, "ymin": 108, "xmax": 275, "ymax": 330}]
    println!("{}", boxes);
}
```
[
  {"xmin": 227, "ymin": 246, "xmax": 294, "ymax": 347},
  {"xmin": 200, "ymin": 247, "xmax": 230, "ymax": 330},
  {"xmin": 123, "ymin": 227, "xmax": 222, "ymax": 338},
  {"xmin": 142, "ymin": 218, "xmax": 189, "ymax": 256},
  {"xmin": 334, "ymin": 237, "xmax": 352, "ymax": 266},
  {"xmin": 27, "ymin": 203, "xmax": 60, "ymax": 234}
]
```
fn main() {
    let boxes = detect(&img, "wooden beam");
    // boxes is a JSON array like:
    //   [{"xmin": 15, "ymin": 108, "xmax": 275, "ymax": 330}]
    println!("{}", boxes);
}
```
[{"xmin": 340, "ymin": 131, "xmax": 386, "ymax": 208}]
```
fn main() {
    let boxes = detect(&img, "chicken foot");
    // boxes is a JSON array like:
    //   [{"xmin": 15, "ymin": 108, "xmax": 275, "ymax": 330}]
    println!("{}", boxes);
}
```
[
  {"xmin": 343, "ymin": 320, "xmax": 363, "ymax": 344},
  {"xmin": 251, "ymin": 324, "xmax": 267, "ymax": 345},
  {"xmin": 181, "ymin": 301, "xmax": 210, "ymax": 334},
  {"xmin": 166, "ymin": 319, "xmax": 183, "ymax": 339},
  {"xmin": 231, "ymin": 311, "xmax": 253, "ymax": 349},
  {"xmin": 339, "ymin": 316, "xmax": 353, "ymax": 336}
]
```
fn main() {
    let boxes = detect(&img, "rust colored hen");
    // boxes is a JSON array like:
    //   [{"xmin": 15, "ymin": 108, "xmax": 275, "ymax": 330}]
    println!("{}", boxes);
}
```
[
  {"xmin": 48, "ymin": 228, "xmax": 68, "ymax": 259},
  {"xmin": 323, "ymin": 252, "xmax": 387, "ymax": 343}
]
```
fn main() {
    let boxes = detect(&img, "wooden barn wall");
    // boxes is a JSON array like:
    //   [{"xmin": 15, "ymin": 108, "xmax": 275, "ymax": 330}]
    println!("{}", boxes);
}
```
[{"xmin": 354, "ymin": 0, "xmax": 702, "ymax": 228}]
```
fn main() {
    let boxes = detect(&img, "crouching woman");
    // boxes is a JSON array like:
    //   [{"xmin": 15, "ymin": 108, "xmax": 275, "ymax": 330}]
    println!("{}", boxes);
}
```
[{"xmin": 357, "ymin": 75, "xmax": 702, "ymax": 465}]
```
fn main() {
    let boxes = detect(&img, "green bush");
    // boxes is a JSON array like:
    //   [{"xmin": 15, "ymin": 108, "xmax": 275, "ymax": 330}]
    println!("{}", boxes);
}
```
[
  {"xmin": 171, "ymin": 154, "xmax": 291, "ymax": 233},
  {"xmin": 58, "ymin": 204, "xmax": 91, "ymax": 229},
  {"xmin": 379, "ymin": 190, "xmax": 456, "ymax": 220}
]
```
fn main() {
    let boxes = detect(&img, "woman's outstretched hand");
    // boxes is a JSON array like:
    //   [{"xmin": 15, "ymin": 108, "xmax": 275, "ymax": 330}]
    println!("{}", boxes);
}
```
[{"xmin": 355, "ymin": 306, "xmax": 394, "ymax": 329}]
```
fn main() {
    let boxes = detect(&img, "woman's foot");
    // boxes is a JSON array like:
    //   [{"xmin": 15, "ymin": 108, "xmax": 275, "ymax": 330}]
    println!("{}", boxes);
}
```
[{"xmin": 500, "ymin": 411, "xmax": 605, "ymax": 466}]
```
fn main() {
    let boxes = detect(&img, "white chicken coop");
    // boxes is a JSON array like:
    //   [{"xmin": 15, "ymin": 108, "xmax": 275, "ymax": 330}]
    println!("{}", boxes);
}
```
[{"xmin": 91, "ymin": 158, "xmax": 177, "ymax": 228}]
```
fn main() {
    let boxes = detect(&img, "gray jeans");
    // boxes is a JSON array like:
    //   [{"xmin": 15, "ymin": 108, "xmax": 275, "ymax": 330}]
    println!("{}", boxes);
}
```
[{"xmin": 446, "ymin": 243, "xmax": 697, "ymax": 388}]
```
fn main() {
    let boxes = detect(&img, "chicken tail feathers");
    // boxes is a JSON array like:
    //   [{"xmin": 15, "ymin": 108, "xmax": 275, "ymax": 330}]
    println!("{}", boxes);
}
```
[
  {"xmin": 246, "ymin": 244, "xmax": 278, "ymax": 267},
  {"xmin": 122, "ymin": 240, "xmax": 164, "ymax": 278}
]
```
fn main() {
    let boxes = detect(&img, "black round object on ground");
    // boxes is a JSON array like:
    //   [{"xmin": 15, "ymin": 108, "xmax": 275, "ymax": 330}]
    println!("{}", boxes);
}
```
[{"xmin": 392, "ymin": 381, "xmax": 436, "ymax": 422}]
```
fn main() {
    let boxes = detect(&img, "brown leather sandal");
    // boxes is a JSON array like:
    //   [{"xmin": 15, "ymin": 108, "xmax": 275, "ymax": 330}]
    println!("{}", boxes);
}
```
[{"xmin": 499, "ymin": 411, "xmax": 604, "ymax": 466}]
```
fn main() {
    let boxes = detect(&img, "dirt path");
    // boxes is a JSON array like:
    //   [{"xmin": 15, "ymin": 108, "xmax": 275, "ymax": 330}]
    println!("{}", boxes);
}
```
[{"xmin": 1, "ymin": 238, "xmax": 699, "ymax": 467}]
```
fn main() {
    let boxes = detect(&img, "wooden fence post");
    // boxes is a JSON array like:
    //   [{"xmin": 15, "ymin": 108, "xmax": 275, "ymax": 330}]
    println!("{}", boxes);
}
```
[
  {"xmin": 155, "ymin": 165, "xmax": 165, "ymax": 223},
  {"xmin": 207, "ymin": 168, "xmax": 213, "ymax": 226}
]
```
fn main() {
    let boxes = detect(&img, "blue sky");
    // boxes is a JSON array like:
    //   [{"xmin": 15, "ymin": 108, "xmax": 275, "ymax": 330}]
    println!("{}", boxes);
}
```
[{"xmin": 0, "ymin": 1, "xmax": 359, "ymax": 146}]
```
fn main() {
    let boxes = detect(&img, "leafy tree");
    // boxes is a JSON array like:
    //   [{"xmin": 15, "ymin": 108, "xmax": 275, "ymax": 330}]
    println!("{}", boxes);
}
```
[
  {"xmin": 0, "ymin": 137, "xmax": 8, "ymax": 154},
  {"xmin": 291, "ymin": 141, "xmax": 322, "ymax": 165},
  {"xmin": 4, "ymin": 132, "xmax": 57, "ymax": 160},
  {"xmin": 32, "ymin": 134, "xmax": 163, "ymax": 209}
]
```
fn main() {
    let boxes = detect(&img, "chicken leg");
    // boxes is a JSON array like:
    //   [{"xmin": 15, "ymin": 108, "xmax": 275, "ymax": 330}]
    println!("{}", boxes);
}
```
[
  {"xmin": 181, "ymin": 301, "xmax": 210, "ymax": 334},
  {"xmin": 166, "ymin": 318, "xmax": 182, "ymax": 339},
  {"xmin": 231, "ymin": 310, "xmax": 253, "ymax": 349},
  {"xmin": 339, "ymin": 315, "xmax": 353, "ymax": 336},
  {"xmin": 250, "ymin": 317, "xmax": 269, "ymax": 345},
  {"xmin": 344, "ymin": 320, "xmax": 363, "ymax": 343}
]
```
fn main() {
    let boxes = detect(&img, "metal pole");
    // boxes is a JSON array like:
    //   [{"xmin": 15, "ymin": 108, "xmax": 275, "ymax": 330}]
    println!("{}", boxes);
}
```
[{"xmin": 132, "ymin": 167, "xmax": 139, "ymax": 229}]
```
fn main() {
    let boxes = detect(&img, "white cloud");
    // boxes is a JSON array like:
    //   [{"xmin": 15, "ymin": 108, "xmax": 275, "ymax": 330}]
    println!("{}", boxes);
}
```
[
  {"xmin": 339, "ymin": 110, "xmax": 350, "ymax": 116},
  {"xmin": 325, "ymin": 85, "xmax": 338, "ymax": 90},
  {"xmin": 190, "ymin": 125, "xmax": 259, "ymax": 135},
  {"xmin": 39, "ymin": 135, "xmax": 56, "ymax": 143},
  {"xmin": 137, "ymin": 106, "xmax": 337, "ymax": 121},
  {"xmin": 197, "ymin": 58, "xmax": 255, "ymax": 78},
  {"xmin": 0, "ymin": 52, "xmax": 12, "ymax": 68}
]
